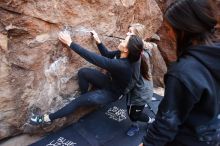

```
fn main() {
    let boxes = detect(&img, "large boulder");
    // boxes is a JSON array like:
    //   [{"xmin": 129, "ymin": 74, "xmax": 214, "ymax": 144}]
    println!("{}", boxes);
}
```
[{"xmin": 0, "ymin": 0, "xmax": 163, "ymax": 140}]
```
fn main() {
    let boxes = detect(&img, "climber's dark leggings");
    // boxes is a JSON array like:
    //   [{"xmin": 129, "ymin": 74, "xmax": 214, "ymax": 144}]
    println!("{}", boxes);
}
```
[
  {"xmin": 49, "ymin": 68, "xmax": 119, "ymax": 121},
  {"xmin": 77, "ymin": 68, "xmax": 111, "ymax": 94}
]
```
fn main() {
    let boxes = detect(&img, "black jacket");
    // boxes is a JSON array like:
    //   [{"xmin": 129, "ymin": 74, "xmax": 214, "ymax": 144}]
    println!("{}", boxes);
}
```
[
  {"xmin": 70, "ymin": 42, "xmax": 132, "ymax": 95},
  {"xmin": 143, "ymin": 44, "xmax": 220, "ymax": 146}
]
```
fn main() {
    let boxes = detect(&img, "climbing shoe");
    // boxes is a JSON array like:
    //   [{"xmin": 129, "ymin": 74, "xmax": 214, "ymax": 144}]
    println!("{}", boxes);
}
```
[
  {"xmin": 126, "ymin": 124, "xmax": 140, "ymax": 136},
  {"xmin": 30, "ymin": 114, "xmax": 51, "ymax": 125}
]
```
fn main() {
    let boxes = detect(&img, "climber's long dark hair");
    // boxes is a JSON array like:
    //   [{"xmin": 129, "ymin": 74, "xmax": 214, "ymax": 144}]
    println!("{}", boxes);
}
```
[
  {"xmin": 140, "ymin": 53, "xmax": 150, "ymax": 80},
  {"xmin": 165, "ymin": 0, "xmax": 218, "ymax": 57},
  {"xmin": 127, "ymin": 35, "xmax": 150, "ymax": 80}
]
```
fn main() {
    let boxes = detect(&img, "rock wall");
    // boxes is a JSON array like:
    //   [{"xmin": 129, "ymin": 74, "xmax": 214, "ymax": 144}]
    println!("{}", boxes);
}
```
[
  {"xmin": 216, "ymin": 0, "xmax": 220, "ymax": 40},
  {"xmin": 0, "ymin": 0, "xmax": 164, "ymax": 140}
]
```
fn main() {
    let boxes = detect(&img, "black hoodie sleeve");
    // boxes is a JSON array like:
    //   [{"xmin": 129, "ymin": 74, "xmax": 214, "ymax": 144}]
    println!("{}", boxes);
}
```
[
  {"xmin": 143, "ymin": 75, "xmax": 198, "ymax": 146},
  {"xmin": 97, "ymin": 43, "xmax": 120, "ymax": 58},
  {"xmin": 69, "ymin": 42, "xmax": 126, "ymax": 72}
]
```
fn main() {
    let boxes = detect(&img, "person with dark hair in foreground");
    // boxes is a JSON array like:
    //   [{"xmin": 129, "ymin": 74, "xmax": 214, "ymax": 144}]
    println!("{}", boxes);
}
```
[
  {"xmin": 140, "ymin": 0, "xmax": 220, "ymax": 146},
  {"xmin": 30, "ymin": 32, "xmax": 144, "ymax": 125}
]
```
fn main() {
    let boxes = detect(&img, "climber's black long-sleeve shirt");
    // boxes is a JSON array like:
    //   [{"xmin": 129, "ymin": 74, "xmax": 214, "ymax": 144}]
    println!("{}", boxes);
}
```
[
  {"xmin": 97, "ymin": 43, "xmax": 120, "ymax": 59},
  {"xmin": 70, "ymin": 42, "xmax": 132, "ymax": 95}
]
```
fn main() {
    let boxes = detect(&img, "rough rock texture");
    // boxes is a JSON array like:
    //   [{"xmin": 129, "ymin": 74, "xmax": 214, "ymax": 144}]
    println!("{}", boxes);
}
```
[
  {"xmin": 150, "ymin": 43, "xmax": 167, "ymax": 87},
  {"xmin": 0, "ymin": 0, "xmax": 164, "ymax": 140},
  {"xmin": 216, "ymin": 0, "xmax": 220, "ymax": 40}
]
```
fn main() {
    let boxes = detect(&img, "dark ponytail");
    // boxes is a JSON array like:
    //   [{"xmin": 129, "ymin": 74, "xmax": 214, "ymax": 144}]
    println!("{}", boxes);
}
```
[
  {"xmin": 141, "ymin": 53, "xmax": 150, "ymax": 80},
  {"xmin": 127, "ymin": 35, "xmax": 143, "ymax": 63},
  {"xmin": 165, "ymin": 0, "xmax": 218, "ymax": 57}
]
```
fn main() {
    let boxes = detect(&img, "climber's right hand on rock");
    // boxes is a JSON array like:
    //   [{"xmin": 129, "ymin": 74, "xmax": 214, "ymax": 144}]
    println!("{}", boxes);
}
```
[
  {"xmin": 59, "ymin": 31, "xmax": 72, "ymax": 47},
  {"xmin": 90, "ymin": 30, "xmax": 101, "ymax": 44}
]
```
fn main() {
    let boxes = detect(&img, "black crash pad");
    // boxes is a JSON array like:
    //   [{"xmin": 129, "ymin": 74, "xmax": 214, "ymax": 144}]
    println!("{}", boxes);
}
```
[{"xmin": 30, "ymin": 93, "xmax": 163, "ymax": 146}]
